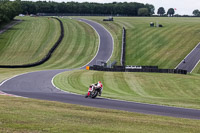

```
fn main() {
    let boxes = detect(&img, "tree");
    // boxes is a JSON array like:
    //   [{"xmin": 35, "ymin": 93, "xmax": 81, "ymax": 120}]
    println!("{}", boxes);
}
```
[
  {"xmin": 145, "ymin": 4, "xmax": 154, "ymax": 15},
  {"xmin": 0, "ymin": 0, "xmax": 21, "ymax": 23},
  {"xmin": 193, "ymin": 9, "xmax": 200, "ymax": 16},
  {"xmin": 138, "ymin": 8, "xmax": 149, "ymax": 16},
  {"xmin": 18, "ymin": 1, "xmax": 156, "ymax": 16},
  {"xmin": 157, "ymin": 7, "xmax": 165, "ymax": 16},
  {"xmin": 167, "ymin": 8, "xmax": 175, "ymax": 16}
]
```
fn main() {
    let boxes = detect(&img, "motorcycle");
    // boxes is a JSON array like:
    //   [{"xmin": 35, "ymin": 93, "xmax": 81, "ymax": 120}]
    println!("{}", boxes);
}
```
[{"xmin": 85, "ymin": 84, "xmax": 101, "ymax": 98}]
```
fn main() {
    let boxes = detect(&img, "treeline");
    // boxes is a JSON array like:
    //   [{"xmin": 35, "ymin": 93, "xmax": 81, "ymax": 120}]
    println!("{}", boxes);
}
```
[
  {"xmin": 0, "ymin": 0, "xmax": 155, "ymax": 24},
  {"xmin": 21, "ymin": 1, "xmax": 154, "ymax": 16},
  {"xmin": 0, "ymin": 0, "xmax": 21, "ymax": 23}
]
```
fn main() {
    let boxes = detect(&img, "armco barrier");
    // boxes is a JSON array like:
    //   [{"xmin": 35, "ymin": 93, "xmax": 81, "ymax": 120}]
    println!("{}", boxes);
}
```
[
  {"xmin": 87, "ymin": 65, "xmax": 187, "ymax": 75},
  {"xmin": 125, "ymin": 66, "xmax": 158, "ymax": 69},
  {"xmin": 125, "ymin": 68, "xmax": 187, "ymax": 74},
  {"xmin": 0, "ymin": 17, "xmax": 64, "ymax": 68},
  {"xmin": 121, "ymin": 27, "xmax": 126, "ymax": 66}
]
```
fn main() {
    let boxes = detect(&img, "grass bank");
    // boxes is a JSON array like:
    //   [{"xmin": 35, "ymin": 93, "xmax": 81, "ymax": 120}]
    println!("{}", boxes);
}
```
[
  {"xmin": 193, "ymin": 62, "xmax": 200, "ymax": 74},
  {"xmin": 37, "ymin": 18, "xmax": 98, "ymax": 69},
  {"xmin": 54, "ymin": 70, "xmax": 200, "ymax": 109},
  {"xmin": 83, "ymin": 17, "xmax": 200, "ymax": 71},
  {"xmin": 0, "ymin": 17, "xmax": 98, "ymax": 82},
  {"xmin": 81, "ymin": 16, "xmax": 122, "ymax": 65},
  {"xmin": 0, "ymin": 95, "xmax": 200, "ymax": 133},
  {"xmin": 0, "ymin": 17, "xmax": 98, "ymax": 69},
  {"xmin": 0, "ymin": 16, "xmax": 60, "ymax": 65},
  {"xmin": 1, "ymin": 16, "xmax": 200, "ymax": 131}
]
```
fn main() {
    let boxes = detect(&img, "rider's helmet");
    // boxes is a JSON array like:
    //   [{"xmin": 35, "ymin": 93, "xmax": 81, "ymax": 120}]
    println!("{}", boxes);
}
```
[{"xmin": 98, "ymin": 81, "xmax": 101, "ymax": 84}]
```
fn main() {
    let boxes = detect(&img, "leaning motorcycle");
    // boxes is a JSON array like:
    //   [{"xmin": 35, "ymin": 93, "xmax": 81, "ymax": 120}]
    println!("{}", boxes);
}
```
[{"xmin": 85, "ymin": 84, "xmax": 100, "ymax": 98}]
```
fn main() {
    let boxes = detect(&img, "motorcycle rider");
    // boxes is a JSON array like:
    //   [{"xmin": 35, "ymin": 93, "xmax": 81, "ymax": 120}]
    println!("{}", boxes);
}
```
[
  {"xmin": 94, "ymin": 81, "xmax": 103, "ymax": 96},
  {"xmin": 85, "ymin": 81, "xmax": 103, "ymax": 98}
]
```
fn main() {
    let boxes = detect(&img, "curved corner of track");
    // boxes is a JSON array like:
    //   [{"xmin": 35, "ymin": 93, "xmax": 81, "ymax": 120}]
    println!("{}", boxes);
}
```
[{"xmin": 1, "ymin": 18, "xmax": 200, "ymax": 120}]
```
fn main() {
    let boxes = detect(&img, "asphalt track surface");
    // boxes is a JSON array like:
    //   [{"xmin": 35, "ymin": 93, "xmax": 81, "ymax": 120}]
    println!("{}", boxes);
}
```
[
  {"xmin": 176, "ymin": 43, "xmax": 200, "ymax": 73},
  {"xmin": 1, "ymin": 19, "xmax": 200, "ymax": 120},
  {"xmin": 0, "ymin": 20, "xmax": 22, "ymax": 34}
]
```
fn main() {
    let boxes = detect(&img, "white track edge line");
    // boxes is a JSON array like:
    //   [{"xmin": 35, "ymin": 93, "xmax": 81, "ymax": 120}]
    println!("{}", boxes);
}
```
[
  {"xmin": 51, "ymin": 18, "xmax": 115, "ymax": 94},
  {"xmin": 175, "ymin": 42, "xmax": 200, "ymax": 69},
  {"xmin": 51, "ymin": 73, "xmax": 200, "ymax": 111},
  {"xmin": 51, "ymin": 19, "xmax": 200, "ymax": 111},
  {"xmin": 1, "ymin": 17, "xmax": 199, "ymax": 112},
  {"xmin": 0, "ymin": 18, "xmax": 113, "ymax": 98},
  {"xmin": 0, "ymin": 70, "xmax": 46, "ymax": 98},
  {"xmin": 79, "ymin": 18, "xmax": 114, "ymax": 66},
  {"xmin": 51, "ymin": 75, "xmax": 82, "ymax": 96},
  {"xmin": 78, "ymin": 19, "xmax": 101, "ymax": 68},
  {"xmin": 0, "ymin": 18, "xmax": 101, "ymax": 97},
  {"xmin": 190, "ymin": 58, "xmax": 200, "ymax": 73}
]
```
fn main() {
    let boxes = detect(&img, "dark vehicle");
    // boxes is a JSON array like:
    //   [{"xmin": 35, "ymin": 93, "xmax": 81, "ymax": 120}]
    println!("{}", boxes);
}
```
[{"xmin": 103, "ymin": 17, "xmax": 113, "ymax": 21}]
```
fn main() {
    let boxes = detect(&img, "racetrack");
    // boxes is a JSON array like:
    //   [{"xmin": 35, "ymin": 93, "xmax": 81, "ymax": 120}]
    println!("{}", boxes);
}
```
[
  {"xmin": 175, "ymin": 43, "xmax": 200, "ymax": 73},
  {"xmin": 0, "ymin": 19, "xmax": 22, "ymax": 34},
  {"xmin": 0, "ymin": 19, "xmax": 200, "ymax": 120}
]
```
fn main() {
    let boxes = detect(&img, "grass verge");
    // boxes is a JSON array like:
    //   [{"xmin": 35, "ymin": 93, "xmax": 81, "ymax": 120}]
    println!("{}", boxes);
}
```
[
  {"xmin": 36, "ymin": 18, "xmax": 98, "ymax": 69},
  {"xmin": 0, "ymin": 17, "xmax": 98, "ymax": 69},
  {"xmin": 0, "ymin": 16, "xmax": 60, "ymax": 65},
  {"xmin": 81, "ymin": 16, "xmax": 122, "ymax": 65},
  {"xmin": 193, "ymin": 61, "xmax": 200, "ymax": 74},
  {"xmin": 1, "ymin": 16, "xmax": 200, "ymax": 131},
  {"xmin": 0, "ymin": 95, "xmax": 200, "ymax": 133},
  {"xmin": 54, "ymin": 70, "xmax": 200, "ymax": 109},
  {"xmin": 82, "ymin": 17, "xmax": 200, "ymax": 71}
]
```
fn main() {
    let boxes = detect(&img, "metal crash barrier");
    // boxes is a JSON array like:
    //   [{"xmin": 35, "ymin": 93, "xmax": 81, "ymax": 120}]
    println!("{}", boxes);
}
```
[{"xmin": 86, "ymin": 65, "xmax": 187, "ymax": 75}]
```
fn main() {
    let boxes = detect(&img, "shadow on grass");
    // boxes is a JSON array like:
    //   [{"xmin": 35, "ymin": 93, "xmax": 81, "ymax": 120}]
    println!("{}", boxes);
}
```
[
  {"xmin": 0, "ymin": 19, "xmax": 25, "ymax": 32},
  {"xmin": 7, "ymin": 27, "xmax": 20, "ymax": 31}
]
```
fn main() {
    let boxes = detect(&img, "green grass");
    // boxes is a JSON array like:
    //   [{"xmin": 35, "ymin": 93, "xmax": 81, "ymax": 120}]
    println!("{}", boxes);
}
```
[
  {"xmin": 1, "ymin": 16, "xmax": 200, "ymax": 131},
  {"xmin": 0, "ymin": 17, "xmax": 98, "ymax": 82},
  {"xmin": 0, "ymin": 17, "xmax": 98, "ymax": 69},
  {"xmin": 36, "ymin": 18, "xmax": 98, "ymax": 69},
  {"xmin": 0, "ymin": 16, "xmax": 60, "ymax": 65},
  {"xmin": 193, "ymin": 61, "xmax": 200, "ymax": 74},
  {"xmin": 124, "ymin": 17, "xmax": 200, "ymax": 69},
  {"xmin": 0, "ymin": 20, "xmax": 14, "ymax": 30},
  {"xmin": 54, "ymin": 70, "xmax": 200, "ymax": 109},
  {"xmin": 0, "ymin": 95, "xmax": 200, "ymax": 133},
  {"xmin": 81, "ymin": 16, "xmax": 123, "ymax": 65},
  {"xmin": 82, "ymin": 17, "xmax": 200, "ymax": 71}
]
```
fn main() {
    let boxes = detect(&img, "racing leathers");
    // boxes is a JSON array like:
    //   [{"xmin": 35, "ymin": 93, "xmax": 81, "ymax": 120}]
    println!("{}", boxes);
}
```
[{"xmin": 95, "ymin": 81, "xmax": 103, "ymax": 96}]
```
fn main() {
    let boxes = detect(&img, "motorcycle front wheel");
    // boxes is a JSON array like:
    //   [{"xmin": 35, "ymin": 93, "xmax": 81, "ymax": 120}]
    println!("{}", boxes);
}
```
[{"xmin": 90, "ymin": 90, "xmax": 98, "ymax": 98}]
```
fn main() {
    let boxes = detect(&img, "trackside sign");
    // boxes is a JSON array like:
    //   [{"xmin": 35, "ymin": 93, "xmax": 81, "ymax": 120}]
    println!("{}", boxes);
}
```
[{"xmin": 125, "ymin": 66, "xmax": 142, "ymax": 69}]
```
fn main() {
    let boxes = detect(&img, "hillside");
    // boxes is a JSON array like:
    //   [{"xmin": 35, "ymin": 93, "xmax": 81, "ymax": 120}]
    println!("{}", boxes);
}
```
[
  {"xmin": 85, "ymin": 17, "xmax": 200, "ymax": 72},
  {"xmin": 0, "ymin": 17, "xmax": 60, "ymax": 65},
  {"xmin": 54, "ymin": 70, "xmax": 200, "ymax": 109},
  {"xmin": 1, "ymin": 16, "xmax": 200, "ymax": 132}
]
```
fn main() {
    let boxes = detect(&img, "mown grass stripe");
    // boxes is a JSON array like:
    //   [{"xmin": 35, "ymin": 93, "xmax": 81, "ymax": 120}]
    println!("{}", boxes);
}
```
[
  {"xmin": 54, "ymin": 70, "xmax": 200, "ymax": 109},
  {"xmin": 1, "ymin": 95, "xmax": 200, "ymax": 132},
  {"xmin": 148, "ymin": 25, "xmax": 188, "ymax": 67},
  {"xmin": 40, "ymin": 18, "xmax": 98, "ymax": 69},
  {"xmin": 158, "ymin": 25, "xmax": 200, "ymax": 68},
  {"xmin": 86, "ymin": 17, "xmax": 200, "ymax": 73},
  {"xmin": 102, "ymin": 72, "xmax": 125, "ymax": 95},
  {"xmin": 43, "ymin": 19, "xmax": 75, "ymax": 68},
  {"xmin": 0, "ymin": 17, "xmax": 60, "ymax": 66},
  {"xmin": 90, "ymin": 18, "xmax": 122, "ymax": 64}
]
